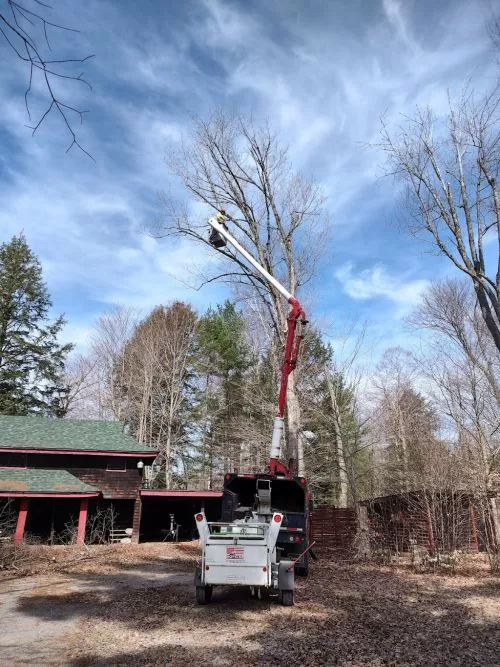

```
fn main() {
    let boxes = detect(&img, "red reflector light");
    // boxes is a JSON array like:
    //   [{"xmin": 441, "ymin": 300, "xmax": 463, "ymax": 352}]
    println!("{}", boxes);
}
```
[
  {"xmin": 294, "ymin": 536, "xmax": 303, "ymax": 543},
  {"xmin": 299, "ymin": 477, "xmax": 306, "ymax": 485},
  {"xmin": 274, "ymin": 514, "xmax": 282, "ymax": 523},
  {"xmin": 225, "ymin": 473, "xmax": 231, "ymax": 480},
  {"xmin": 196, "ymin": 513, "xmax": 204, "ymax": 522},
  {"xmin": 262, "ymin": 566, "xmax": 267, "ymax": 572}
]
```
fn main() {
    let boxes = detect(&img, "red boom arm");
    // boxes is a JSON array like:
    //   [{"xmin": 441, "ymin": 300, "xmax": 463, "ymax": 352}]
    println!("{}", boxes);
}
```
[{"xmin": 268, "ymin": 296, "xmax": 307, "ymax": 477}]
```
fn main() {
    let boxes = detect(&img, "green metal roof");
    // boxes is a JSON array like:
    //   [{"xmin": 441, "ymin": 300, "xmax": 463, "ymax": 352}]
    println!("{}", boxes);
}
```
[
  {"xmin": 0, "ymin": 468, "xmax": 98, "ymax": 494},
  {"xmin": 0, "ymin": 417, "xmax": 157, "ymax": 454}
]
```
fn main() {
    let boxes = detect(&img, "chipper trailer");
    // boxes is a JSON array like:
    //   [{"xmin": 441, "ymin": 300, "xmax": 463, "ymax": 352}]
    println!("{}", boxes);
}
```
[{"xmin": 194, "ymin": 211, "xmax": 313, "ymax": 606}]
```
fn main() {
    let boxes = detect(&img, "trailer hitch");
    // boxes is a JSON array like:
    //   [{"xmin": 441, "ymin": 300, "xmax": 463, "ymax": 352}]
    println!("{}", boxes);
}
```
[{"xmin": 287, "ymin": 540, "xmax": 316, "ymax": 572}]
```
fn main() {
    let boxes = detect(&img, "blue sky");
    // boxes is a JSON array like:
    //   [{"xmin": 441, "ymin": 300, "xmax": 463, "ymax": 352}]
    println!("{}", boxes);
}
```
[{"xmin": 0, "ymin": 0, "xmax": 497, "ymax": 363}]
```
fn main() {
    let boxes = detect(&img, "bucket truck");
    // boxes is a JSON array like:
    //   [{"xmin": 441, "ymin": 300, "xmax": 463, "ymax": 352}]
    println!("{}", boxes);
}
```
[{"xmin": 194, "ymin": 211, "xmax": 314, "ymax": 606}]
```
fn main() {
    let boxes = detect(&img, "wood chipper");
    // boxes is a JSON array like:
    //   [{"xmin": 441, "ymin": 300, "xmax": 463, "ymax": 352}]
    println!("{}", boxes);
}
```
[
  {"xmin": 194, "ymin": 506, "xmax": 295, "ymax": 606},
  {"xmin": 194, "ymin": 211, "xmax": 314, "ymax": 606}
]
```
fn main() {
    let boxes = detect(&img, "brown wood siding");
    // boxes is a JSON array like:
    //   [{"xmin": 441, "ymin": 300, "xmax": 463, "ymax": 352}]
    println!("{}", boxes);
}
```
[
  {"xmin": 312, "ymin": 507, "xmax": 357, "ymax": 552},
  {"xmin": 0, "ymin": 452, "xmax": 144, "ymax": 499},
  {"xmin": 67, "ymin": 468, "xmax": 142, "ymax": 498}
]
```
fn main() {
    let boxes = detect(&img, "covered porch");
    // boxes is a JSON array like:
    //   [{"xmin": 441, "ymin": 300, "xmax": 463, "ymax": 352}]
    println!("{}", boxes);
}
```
[
  {"xmin": 138, "ymin": 490, "xmax": 223, "ymax": 542},
  {"xmin": 0, "ymin": 469, "xmax": 99, "ymax": 545}
]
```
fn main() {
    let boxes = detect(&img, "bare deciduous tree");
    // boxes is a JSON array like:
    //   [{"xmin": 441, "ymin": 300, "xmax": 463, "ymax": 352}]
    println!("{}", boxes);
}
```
[
  {"xmin": 119, "ymin": 303, "xmax": 198, "ymax": 488},
  {"xmin": 373, "ymin": 347, "xmax": 442, "ymax": 494},
  {"xmin": 379, "ymin": 88, "xmax": 500, "ymax": 352},
  {"xmin": 1, "ymin": 0, "xmax": 94, "ymax": 156},
  {"xmin": 410, "ymin": 279, "xmax": 500, "ymax": 561},
  {"xmin": 90, "ymin": 306, "xmax": 139, "ymax": 420},
  {"xmin": 55, "ymin": 353, "xmax": 98, "ymax": 418},
  {"xmin": 62, "ymin": 307, "xmax": 139, "ymax": 420},
  {"xmin": 156, "ymin": 111, "xmax": 329, "ymax": 473}
]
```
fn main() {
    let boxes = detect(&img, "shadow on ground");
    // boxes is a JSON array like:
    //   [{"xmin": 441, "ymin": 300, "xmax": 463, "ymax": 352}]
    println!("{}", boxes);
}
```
[{"xmin": 11, "ymin": 554, "xmax": 500, "ymax": 666}]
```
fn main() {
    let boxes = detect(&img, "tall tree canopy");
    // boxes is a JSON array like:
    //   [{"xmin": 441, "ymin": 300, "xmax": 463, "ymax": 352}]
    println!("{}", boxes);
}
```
[
  {"xmin": 0, "ymin": 234, "xmax": 72, "ymax": 416},
  {"xmin": 379, "ymin": 88, "xmax": 500, "ymax": 353},
  {"xmin": 159, "ymin": 111, "xmax": 329, "ymax": 473}
]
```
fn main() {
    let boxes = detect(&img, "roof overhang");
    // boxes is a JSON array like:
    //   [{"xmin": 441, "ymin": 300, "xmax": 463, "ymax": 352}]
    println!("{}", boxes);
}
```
[
  {"xmin": 0, "ymin": 492, "xmax": 99, "ymax": 498},
  {"xmin": 0, "ymin": 448, "xmax": 158, "ymax": 457},
  {"xmin": 140, "ymin": 490, "xmax": 223, "ymax": 498}
]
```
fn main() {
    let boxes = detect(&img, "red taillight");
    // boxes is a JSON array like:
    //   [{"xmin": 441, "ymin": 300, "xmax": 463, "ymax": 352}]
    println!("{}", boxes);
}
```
[
  {"xmin": 262, "ymin": 566, "xmax": 267, "ymax": 572},
  {"xmin": 196, "ymin": 513, "xmax": 204, "ymax": 522},
  {"xmin": 299, "ymin": 477, "xmax": 306, "ymax": 485},
  {"xmin": 294, "ymin": 536, "xmax": 303, "ymax": 543},
  {"xmin": 225, "ymin": 473, "xmax": 231, "ymax": 480},
  {"xmin": 274, "ymin": 514, "xmax": 282, "ymax": 523}
]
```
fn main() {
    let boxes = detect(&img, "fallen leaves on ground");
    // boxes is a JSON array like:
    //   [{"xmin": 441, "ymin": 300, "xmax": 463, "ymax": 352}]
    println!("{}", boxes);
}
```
[{"xmin": 6, "ymin": 543, "xmax": 500, "ymax": 666}]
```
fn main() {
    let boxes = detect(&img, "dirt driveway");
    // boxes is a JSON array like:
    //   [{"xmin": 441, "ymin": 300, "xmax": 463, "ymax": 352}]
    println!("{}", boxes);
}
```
[{"xmin": 0, "ymin": 544, "xmax": 499, "ymax": 666}]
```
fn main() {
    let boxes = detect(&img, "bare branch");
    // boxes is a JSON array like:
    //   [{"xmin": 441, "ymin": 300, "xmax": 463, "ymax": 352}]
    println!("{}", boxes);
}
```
[{"xmin": 0, "ymin": 1, "xmax": 94, "ymax": 157}]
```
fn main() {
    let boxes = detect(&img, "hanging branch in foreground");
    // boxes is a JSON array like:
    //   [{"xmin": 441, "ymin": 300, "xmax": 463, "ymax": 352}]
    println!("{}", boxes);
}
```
[{"xmin": 0, "ymin": 0, "xmax": 94, "ymax": 158}]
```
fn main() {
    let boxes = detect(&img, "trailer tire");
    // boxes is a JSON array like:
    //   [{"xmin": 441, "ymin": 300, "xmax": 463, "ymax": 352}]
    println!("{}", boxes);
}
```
[
  {"xmin": 196, "ymin": 585, "xmax": 212, "ymax": 605},
  {"xmin": 281, "ymin": 589, "xmax": 294, "ymax": 606}
]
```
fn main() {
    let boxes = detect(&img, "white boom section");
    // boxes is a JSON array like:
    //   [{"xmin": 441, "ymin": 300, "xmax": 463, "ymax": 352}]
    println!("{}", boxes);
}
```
[
  {"xmin": 270, "ymin": 416, "xmax": 284, "ymax": 460},
  {"xmin": 208, "ymin": 216, "xmax": 293, "ymax": 302}
]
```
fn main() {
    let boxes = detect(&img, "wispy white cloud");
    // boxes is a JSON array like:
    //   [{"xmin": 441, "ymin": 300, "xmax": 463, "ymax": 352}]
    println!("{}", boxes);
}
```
[
  {"xmin": 0, "ymin": 0, "xmax": 495, "ymax": 357},
  {"xmin": 335, "ymin": 262, "xmax": 429, "ymax": 308},
  {"xmin": 381, "ymin": 0, "xmax": 417, "ymax": 51}
]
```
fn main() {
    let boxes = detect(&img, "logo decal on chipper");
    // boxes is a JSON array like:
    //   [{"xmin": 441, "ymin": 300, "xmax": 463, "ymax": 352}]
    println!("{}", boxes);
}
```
[{"xmin": 226, "ymin": 546, "xmax": 244, "ymax": 560}]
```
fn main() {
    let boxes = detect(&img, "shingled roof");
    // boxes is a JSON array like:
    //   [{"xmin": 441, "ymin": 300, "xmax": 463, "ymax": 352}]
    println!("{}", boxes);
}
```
[
  {"xmin": 0, "ymin": 468, "xmax": 98, "ymax": 495},
  {"xmin": 0, "ymin": 417, "xmax": 157, "ymax": 455}
]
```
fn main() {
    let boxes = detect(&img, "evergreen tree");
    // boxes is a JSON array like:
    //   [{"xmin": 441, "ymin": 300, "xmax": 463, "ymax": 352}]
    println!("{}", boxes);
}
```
[
  {"xmin": 195, "ymin": 301, "xmax": 252, "ymax": 478},
  {"xmin": 0, "ymin": 234, "xmax": 72, "ymax": 416}
]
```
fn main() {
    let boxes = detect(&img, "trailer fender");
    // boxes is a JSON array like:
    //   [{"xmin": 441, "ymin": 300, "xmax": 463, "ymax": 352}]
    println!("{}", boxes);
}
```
[{"xmin": 278, "ymin": 561, "xmax": 295, "ymax": 590}]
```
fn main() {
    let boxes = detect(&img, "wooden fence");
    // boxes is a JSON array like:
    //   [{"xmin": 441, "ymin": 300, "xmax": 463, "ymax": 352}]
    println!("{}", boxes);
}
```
[{"xmin": 312, "ymin": 507, "xmax": 357, "ymax": 552}]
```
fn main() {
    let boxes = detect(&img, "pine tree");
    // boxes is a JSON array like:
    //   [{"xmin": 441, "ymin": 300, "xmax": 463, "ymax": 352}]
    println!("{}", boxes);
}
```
[
  {"xmin": 195, "ymin": 301, "xmax": 252, "ymax": 478},
  {"xmin": 0, "ymin": 234, "xmax": 73, "ymax": 416}
]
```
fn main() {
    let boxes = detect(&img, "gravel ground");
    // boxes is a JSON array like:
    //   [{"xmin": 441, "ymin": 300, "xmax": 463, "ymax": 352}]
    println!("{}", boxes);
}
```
[{"xmin": 0, "ymin": 543, "xmax": 499, "ymax": 666}]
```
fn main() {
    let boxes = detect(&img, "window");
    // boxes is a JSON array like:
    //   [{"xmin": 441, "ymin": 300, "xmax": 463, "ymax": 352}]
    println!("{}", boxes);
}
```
[
  {"xmin": 106, "ymin": 459, "xmax": 127, "ymax": 472},
  {"xmin": 0, "ymin": 453, "xmax": 27, "ymax": 468}
]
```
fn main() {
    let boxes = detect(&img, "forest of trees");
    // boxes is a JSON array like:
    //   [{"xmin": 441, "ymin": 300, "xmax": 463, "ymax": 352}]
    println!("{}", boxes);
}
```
[
  {"xmin": 59, "ymin": 285, "xmax": 498, "ymax": 511},
  {"xmin": 0, "ymin": 29, "xmax": 498, "ymax": 566}
]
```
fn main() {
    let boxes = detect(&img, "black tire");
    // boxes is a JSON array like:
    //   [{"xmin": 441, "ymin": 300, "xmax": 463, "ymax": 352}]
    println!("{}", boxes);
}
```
[
  {"xmin": 196, "ymin": 585, "xmax": 212, "ymax": 605},
  {"xmin": 281, "ymin": 589, "xmax": 294, "ymax": 606}
]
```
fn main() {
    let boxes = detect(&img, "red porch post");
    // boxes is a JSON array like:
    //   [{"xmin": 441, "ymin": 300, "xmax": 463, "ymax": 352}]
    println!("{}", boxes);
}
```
[
  {"xmin": 14, "ymin": 498, "xmax": 29, "ymax": 545},
  {"xmin": 77, "ymin": 498, "xmax": 89, "ymax": 545}
]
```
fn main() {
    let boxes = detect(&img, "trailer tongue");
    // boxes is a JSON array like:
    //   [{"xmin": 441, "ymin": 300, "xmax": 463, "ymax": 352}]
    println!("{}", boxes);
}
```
[{"xmin": 194, "ymin": 211, "xmax": 309, "ymax": 606}]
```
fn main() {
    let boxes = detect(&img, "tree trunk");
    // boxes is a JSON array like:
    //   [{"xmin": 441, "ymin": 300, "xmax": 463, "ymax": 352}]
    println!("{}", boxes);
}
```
[
  {"xmin": 324, "ymin": 366, "xmax": 348, "ymax": 507},
  {"xmin": 286, "ymin": 372, "xmax": 303, "ymax": 475}
]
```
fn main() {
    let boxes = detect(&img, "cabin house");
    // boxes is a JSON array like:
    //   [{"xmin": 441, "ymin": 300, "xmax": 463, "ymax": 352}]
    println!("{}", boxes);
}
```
[{"xmin": 0, "ymin": 416, "xmax": 157, "ymax": 544}]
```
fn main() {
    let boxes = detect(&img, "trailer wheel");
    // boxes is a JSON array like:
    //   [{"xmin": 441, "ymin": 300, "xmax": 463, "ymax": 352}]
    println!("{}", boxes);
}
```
[
  {"xmin": 196, "ymin": 585, "xmax": 213, "ymax": 605},
  {"xmin": 281, "ymin": 589, "xmax": 294, "ymax": 606}
]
